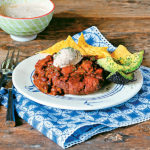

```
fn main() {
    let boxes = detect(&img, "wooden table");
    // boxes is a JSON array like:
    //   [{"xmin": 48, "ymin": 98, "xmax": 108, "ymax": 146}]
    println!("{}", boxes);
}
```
[{"xmin": 0, "ymin": 0, "xmax": 150, "ymax": 149}]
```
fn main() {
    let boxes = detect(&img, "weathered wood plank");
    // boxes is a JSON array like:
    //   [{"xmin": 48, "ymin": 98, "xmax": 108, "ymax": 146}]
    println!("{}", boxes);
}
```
[{"xmin": 53, "ymin": 0, "xmax": 150, "ymax": 18}]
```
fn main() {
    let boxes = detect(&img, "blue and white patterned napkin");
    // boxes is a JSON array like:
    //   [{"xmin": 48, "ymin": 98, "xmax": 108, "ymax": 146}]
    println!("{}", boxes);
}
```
[{"xmin": 0, "ymin": 26, "xmax": 149, "ymax": 149}]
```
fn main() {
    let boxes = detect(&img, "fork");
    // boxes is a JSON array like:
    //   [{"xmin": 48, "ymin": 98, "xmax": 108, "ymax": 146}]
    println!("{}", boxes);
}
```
[{"xmin": 0, "ymin": 49, "xmax": 20, "ymax": 127}]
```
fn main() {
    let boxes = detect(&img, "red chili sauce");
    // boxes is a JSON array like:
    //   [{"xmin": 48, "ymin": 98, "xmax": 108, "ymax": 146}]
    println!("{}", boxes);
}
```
[{"xmin": 33, "ymin": 55, "xmax": 105, "ymax": 96}]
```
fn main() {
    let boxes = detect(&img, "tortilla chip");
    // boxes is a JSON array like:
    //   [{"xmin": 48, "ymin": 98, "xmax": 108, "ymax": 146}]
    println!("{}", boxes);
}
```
[
  {"xmin": 39, "ymin": 35, "xmax": 87, "ymax": 55},
  {"xmin": 78, "ymin": 33, "xmax": 111, "ymax": 58},
  {"xmin": 39, "ymin": 33, "xmax": 110, "ymax": 57},
  {"xmin": 65, "ymin": 35, "xmax": 87, "ymax": 55},
  {"xmin": 39, "ymin": 40, "xmax": 66, "ymax": 55}
]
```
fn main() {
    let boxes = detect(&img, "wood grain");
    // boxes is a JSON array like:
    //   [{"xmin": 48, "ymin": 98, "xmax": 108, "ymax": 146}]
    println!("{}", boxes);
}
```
[
  {"xmin": 0, "ymin": 0, "xmax": 150, "ymax": 149},
  {"xmin": 54, "ymin": 0, "xmax": 150, "ymax": 18}
]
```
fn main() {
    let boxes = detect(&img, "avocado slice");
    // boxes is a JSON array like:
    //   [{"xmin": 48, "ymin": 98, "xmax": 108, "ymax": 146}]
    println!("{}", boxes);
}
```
[
  {"xmin": 118, "ymin": 50, "xmax": 144, "ymax": 66},
  {"xmin": 111, "ymin": 45, "xmax": 144, "ymax": 66},
  {"xmin": 97, "ymin": 50, "xmax": 144, "ymax": 73},
  {"xmin": 107, "ymin": 71, "xmax": 134, "ymax": 84},
  {"xmin": 97, "ymin": 56, "xmax": 124, "ymax": 73}
]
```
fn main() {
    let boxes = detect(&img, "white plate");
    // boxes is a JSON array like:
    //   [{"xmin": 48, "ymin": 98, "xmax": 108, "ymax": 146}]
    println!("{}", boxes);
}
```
[{"xmin": 12, "ymin": 54, "xmax": 143, "ymax": 110}]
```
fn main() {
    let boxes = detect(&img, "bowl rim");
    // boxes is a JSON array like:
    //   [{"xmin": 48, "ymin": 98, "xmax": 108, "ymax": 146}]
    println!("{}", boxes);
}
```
[{"xmin": 0, "ymin": 0, "xmax": 55, "ymax": 20}]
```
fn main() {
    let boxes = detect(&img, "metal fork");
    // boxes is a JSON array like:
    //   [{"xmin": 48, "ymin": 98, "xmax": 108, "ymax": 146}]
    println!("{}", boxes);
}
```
[{"xmin": 0, "ymin": 49, "xmax": 20, "ymax": 127}]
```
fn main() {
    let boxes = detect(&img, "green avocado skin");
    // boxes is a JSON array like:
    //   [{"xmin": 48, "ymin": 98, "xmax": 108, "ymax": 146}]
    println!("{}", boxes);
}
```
[
  {"xmin": 106, "ymin": 71, "xmax": 134, "ymax": 84},
  {"xmin": 97, "ymin": 50, "xmax": 144, "ymax": 74}
]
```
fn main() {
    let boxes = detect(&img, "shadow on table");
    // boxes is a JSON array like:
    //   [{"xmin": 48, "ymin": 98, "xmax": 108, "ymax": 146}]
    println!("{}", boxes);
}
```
[
  {"xmin": 37, "ymin": 12, "xmax": 92, "ymax": 41},
  {"xmin": 109, "ymin": 38, "xmax": 126, "ymax": 48},
  {"xmin": 37, "ymin": 11, "xmax": 126, "ymax": 47},
  {"xmin": 15, "ymin": 111, "xmax": 24, "ymax": 126}
]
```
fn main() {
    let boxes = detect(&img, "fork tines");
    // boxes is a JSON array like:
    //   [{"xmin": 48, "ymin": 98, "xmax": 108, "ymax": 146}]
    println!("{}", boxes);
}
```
[{"xmin": 2, "ymin": 49, "xmax": 10, "ymax": 69}]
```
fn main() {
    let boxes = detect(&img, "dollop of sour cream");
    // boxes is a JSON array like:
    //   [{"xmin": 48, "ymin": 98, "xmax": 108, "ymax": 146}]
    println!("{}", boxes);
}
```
[
  {"xmin": 0, "ymin": 2, "xmax": 53, "ymax": 18},
  {"xmin": 53, "ymin": 47, "xmax": 83, "ymax": 68}
]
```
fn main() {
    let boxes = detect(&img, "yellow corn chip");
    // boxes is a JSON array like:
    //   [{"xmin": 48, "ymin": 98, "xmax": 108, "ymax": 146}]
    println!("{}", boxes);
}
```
[
  {"xmin": 64, "ymin": 36, "xmax": 87, "ymax": 55},
  {"xmin": 39, "ymin": 33, "xmax": 110, "ymax": 58},
  {"xmin": 111, "ymin": 45, "xmax": 131, "ymax": 59},
  {"xmin": 39, "ymin": 35, "xmax": 87, "ymax": 55},
  {"xmin": 78, "ymin": 33, "xmax": 111, "ymax": 58},
  {"xmin": 39, "ymin": 40, "xmax": 66, "ymax": 55}
]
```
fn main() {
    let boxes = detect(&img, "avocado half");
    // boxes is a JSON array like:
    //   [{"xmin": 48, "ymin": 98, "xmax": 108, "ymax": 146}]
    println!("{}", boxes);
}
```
[
  {"xmin": 97, "ymin": 50, "xmax": 144, "ymax": 74},
  {"xmin": 106, "ymin": 71, "xmax": 134, "ymax": 84}
]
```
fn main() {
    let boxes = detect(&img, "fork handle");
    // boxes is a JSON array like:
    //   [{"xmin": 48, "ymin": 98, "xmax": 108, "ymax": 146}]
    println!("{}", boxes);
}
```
[
  {"xmin": 6, "ymin": 88, "xmax": 15, "ymax": 127},
  {"xmin": 0, "ymin": 74, "xmax": 5, "ymax": 88}
]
